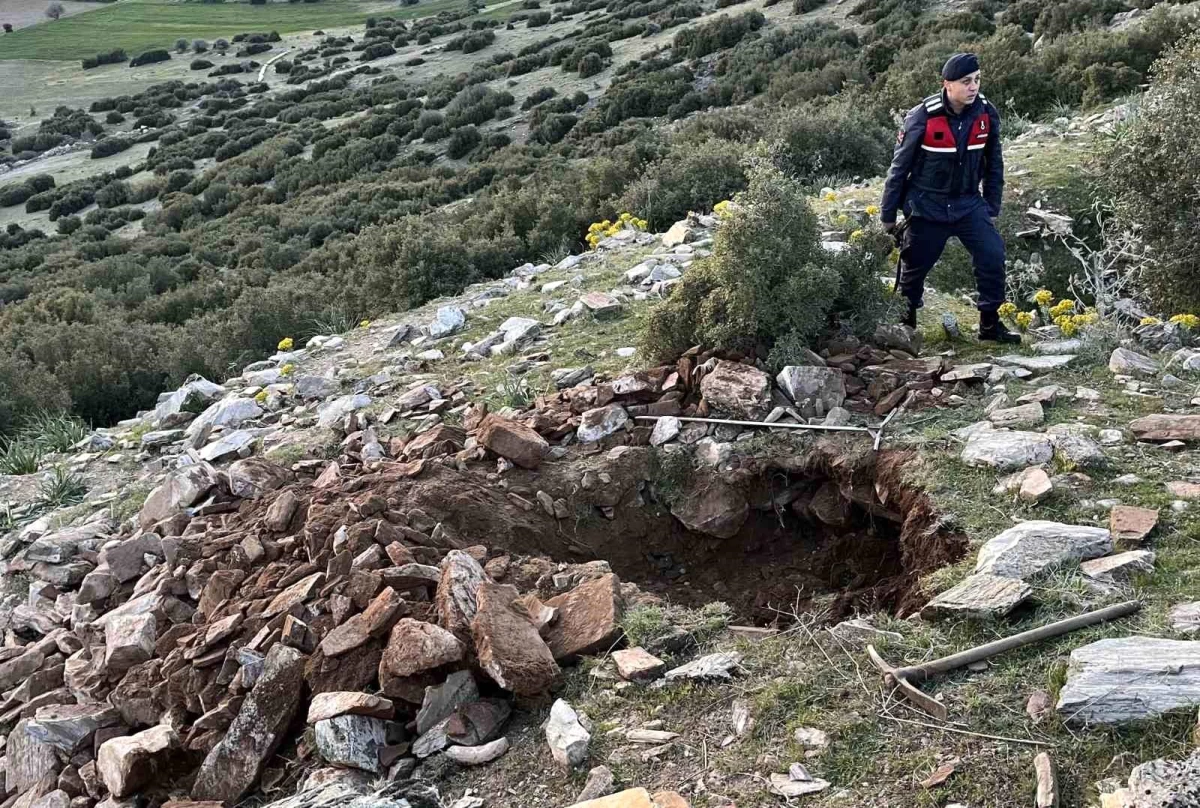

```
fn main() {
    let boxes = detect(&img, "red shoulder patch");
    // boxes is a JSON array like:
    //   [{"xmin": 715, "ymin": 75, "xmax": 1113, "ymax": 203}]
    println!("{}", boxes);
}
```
[{"xmin": 896, "ymin": 128, "xmax": 906, "ymax": 145}]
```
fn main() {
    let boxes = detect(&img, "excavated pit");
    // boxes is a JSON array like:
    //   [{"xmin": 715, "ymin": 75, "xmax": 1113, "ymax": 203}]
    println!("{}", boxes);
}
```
[{"xmin": 328, "ymin": 439, "xmax": 967, "ymax": 622}]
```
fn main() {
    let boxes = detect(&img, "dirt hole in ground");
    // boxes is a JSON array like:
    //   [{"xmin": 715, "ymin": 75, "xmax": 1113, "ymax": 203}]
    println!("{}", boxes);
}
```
[
  {"xmin": 373, "ymin": 442, "xmax": 967, "ymax": 625},
  {"xmin": 570, "ymin": 449, "xmax": 968, "ymax": 623}
]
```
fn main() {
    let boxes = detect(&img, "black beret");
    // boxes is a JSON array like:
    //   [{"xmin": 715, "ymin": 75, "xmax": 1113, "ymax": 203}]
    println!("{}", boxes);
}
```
[{"xmin": 941, "ymin": 53, "xmax": 980, "ymax": 81}]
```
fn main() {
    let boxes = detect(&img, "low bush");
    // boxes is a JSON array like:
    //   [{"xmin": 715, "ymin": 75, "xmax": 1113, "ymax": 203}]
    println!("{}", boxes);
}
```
[
  {"xmin": 619, "ymin": 137, "xmax": 747, "ymax": 231},
  {"xmin": 642, "ymin": 159, "xmax": 898, "ymax": 364},
  {"xmin": 446, "ymin": 125, "xmax": 481, "ymax": 158},
  {"xmin": 81, "ymin": 48, "xmax": 127, "ymax": 70},
  {"xmin": 1105, "ymin": 32, "xmax": 1200, "ymax": 312},
  {"xmin": 91, "ymin": 138, "xmax": 133, "ymax": 159},
  {"xmin": 129, "ymin": 49, "xmax": 170, "ymax": 68},
  {"xmin": 190, "ymin": 59, "xmax": 214, "ymax": 70}
]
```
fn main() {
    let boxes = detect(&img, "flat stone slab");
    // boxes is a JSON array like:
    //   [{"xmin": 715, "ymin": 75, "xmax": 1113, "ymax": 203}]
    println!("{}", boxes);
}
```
[
  {"xmin": 961, "ymin": 430, "xmax": 1054, "ymax": 471},
  {"xmin": 988, "ymin": 403, "xmax": 1045, "ymax": 428},
  {"xmin": 921, "ymin": 574, "xmax": 1032, "ymax": 620},
  {"xmin": 1080, "ymin": 550, "xmax": 1155, "ymax": 583},
  {"xmin": 940, "ymin": 363, "xmax": 993, "ymax": 382},
  {"xmin": 1169, "ymin": 603, "xmax": 1200, "ymax": 634},
  {"xmin": 664, "ymin": 652, "xmax": 742, "ymax": 682},
  {"xmin": 1110, "ymin": 505, "xmax": 1159, "ymax": 545},
  {"xmin": 1166, "ymin": 481, "xmax": 1200, "ymax": 500},
  {"xmin": 996, "ymin": 354, "xmax": 1076, "ymax": 372},
  {"xmin": 1058, "ymin": 636, "xmax": 1200, "ymax": 725},
  {"xmin": 975, "ymin": 520, "xmax": 1112, "ymax": 579},
  {"xmin": 1131, "ymin": 415, "xmax": 1200, "ymax": 442}
]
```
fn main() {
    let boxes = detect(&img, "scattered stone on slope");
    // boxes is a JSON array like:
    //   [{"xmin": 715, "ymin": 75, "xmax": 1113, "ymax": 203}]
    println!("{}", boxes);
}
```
[
  {"xmin": 612, "ymin": 647, "xmax": 666, "ymax": 681},
  {"xmin": 664, "ymin": 652, "xmax": 741, "ymax": 682},
  {"xmin": 97, "ymin": 725, "xmax": 179, "ymax": 799},
  {"xmin": 1109, "ymin": 347, "xmax": 1158, "ymax": 376},
  {"xmin": 669, "ymin": 478, "xmax": 747, "ymax": 539},
  {"xmin": 1130, "ymin": 414, "xmax": 1200, "ymax": 442},
  {"xmin": 988, "ymin": 402, "xmax": 1045, "ymax": 428},
  {"xmin": 922, "ymin": 574, "xmax": 1032, "ymax": 620},
  {"xmin": 1169, "ymin": 603, "xmax": 1200, "ymax": 634},
  {"xmin": 1057, "ymin": 637, "xmax": 1200, "ymax": 725},
  {"xmin": 191, "ymin": 645, "xmax": 307, "ymax": 803},
  {"xmin": 699, "ymin": 360, "xmax": 772, "ymax": 420},
  {"xmin": 314, "ymin": 715, "xmax": 387, "ymax": 772},
  {"xmin": 961, "ymin": 430, "xmax": 1054, "ymax": 470},
  {"xmin": 472, "ymin": 583, "xmax": 560, "ymax": 695},
  {"xmin": 138, "ymin": 465, "xmax": 216, "ymax": 528},
  {"xmin": 476, "ymin": 415, "xmax": 549, "ymax": 469},
  {"xmin": 577, "ymin": 405, "xmax": 630, "ymax": 443},
  {"xmin": 545, "ymin": 699, "xmax": 590, "ymax": 769},
  {"xmin": 444, "ymin": 736, "xmax": 510, "ymax": 766},
  {"xmin": 776, "ymin": 366, "xmax": 846, "ymax": 414},
  {"xmin": 429, "ymin": 306, "xmax": 467, "ymax": 338},
  {"xmin": 543, "ymin": 574, "xmax": 623, "ymax": 661},
  {"xmin": 306, "ymin": 692, "xmax": 395, "ymax": 724},
  {"xmin": 1080, "ymin": 550, "xmax": 1155, "ymax": 584},
  {"xmin": 996, "ymin": 354, "xmax": 1076, "ymax": 372},
  {"xmin": 975, "ymin": 521, "xmax": 1112, "ymax": 579}
]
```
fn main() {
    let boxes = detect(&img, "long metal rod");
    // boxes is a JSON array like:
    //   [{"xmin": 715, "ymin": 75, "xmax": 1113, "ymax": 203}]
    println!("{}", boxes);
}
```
[
  {"xmin": 632, "ymin": 415, "xmax": 874, "ymax": 434},
  {"xmin": 895, "ymin": 599, "xmax": 1141, "ymax": 682}
]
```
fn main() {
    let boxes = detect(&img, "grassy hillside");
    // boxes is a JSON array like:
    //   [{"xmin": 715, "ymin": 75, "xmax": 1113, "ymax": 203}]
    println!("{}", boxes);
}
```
[
  {"xmin": 0, "ymin": 0, "xmax": 449, "ymax": 61},
  {"xmin": 0, "ymin": 0, "xmax": 1195, "ymax": 435}
]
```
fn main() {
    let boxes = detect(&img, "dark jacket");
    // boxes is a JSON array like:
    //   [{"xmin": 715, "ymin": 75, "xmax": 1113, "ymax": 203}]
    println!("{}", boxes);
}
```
[{"xmin": 880, "ymin": 91, "xmax": 1004, "ymax": 224}]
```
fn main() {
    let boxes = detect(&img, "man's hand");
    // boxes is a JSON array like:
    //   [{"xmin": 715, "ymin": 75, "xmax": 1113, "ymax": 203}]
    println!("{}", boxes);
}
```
[{"xmin": 883, "ymin": 221, "xmax": 897, "ymax": 233}]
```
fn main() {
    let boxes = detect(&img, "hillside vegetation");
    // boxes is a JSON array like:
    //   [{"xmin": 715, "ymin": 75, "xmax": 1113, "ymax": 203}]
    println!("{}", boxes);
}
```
[{"xmin": 0, "ymin": 0, "xmax": 1196, "ymax": 435}]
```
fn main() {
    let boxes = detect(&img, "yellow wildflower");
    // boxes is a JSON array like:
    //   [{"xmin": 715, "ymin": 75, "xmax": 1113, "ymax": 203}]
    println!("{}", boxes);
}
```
[
  {"xmin": 1033, "ymin": 289, "xmax": 1053, "ymax": 307},
  {"xmin": 280, "ymin": 363, "xmax": 295, "ymax": 376},
  {"xmin": 1015, "ymin": 311, "xmax": 1034, "ymax": 331},
  {"xmin": 254, "ymin": 390, "xmax": 268, "ymax": 404},
  {"xmin": 823, "ymin": 191, "xmax": 837, "ymax": 202},
  {"xmin": 1140, "ymin": 316, "xmax": 1162, "ymax": 326},
  {"xmin": 835, "ymin": 214, "xmax": 849, "ymax": 227},
  {"xmin": 1049, "ymin": 299, "xmax": 1076, "ymax": 317},
  {"xmin": 1073, "ymin": 312, "xmax": 1099, "ymax": 326},
  {"xmin": 848, "ymin": 229, "xmax": 865, "ymax": 244},
  {"xmin": 997, "ymin": 302, "xmax": 1018, "ymax": 319},
  {"xmin": 359, "ymin": 319, "xmax": 371, "ymax": 329},
  {"xmin": 1170, "ymin": 313, "xmax": 1200, "ymax": 329},
  {"xmin": 1059, "ymin": 319, "xmax": 1079, "ymax": 337},
  {"xmin": 713, "ymin": 200, "xmax": 732, "ymax": 217},
  {"xmin": 865, "ymin": 204, "xmax": 880, "ymax": 216},
  {"xmin": 277, "ymin": 337, "xmax": 294, "ymax": 351}
]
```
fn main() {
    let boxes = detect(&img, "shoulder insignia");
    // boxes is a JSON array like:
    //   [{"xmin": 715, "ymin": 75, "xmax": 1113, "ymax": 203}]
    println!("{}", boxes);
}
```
[{"xmin": 897, "ymin": 128, "xmax": 906, "ymax": 145}]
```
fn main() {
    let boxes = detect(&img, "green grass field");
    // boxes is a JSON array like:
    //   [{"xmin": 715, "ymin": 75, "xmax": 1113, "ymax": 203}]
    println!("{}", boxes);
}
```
[{"xmin": 0, "ymin": 0, "xmax": 467, "ymax": 61}]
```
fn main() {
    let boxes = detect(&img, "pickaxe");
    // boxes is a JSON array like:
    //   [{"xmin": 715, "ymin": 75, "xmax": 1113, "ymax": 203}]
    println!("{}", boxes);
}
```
[{"xmin": 867, "ymin": 600, "xmax": 1141, "ymax": 720}]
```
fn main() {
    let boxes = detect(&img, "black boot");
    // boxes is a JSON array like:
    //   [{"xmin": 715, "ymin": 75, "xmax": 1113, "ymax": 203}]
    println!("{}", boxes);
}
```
[
  {"xmin": 901, "ymin": 302, "xmax": 917, "ymax": 329},
  {"xmin": 979, "ymin": 309, "xmax": 1020, "ymax": 344}
]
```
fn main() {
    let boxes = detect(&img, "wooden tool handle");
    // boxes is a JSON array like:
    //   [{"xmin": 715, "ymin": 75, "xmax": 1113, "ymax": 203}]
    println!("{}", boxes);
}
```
[{"xmin": 895, "ymin": 599, "xmax": 1141, "ymax": 682}]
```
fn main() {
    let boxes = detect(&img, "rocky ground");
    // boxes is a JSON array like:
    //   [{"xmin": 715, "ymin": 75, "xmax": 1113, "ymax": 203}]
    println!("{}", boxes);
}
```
[{"xmin": 6, "ymin": 125, "xmax": 1200, "ymax": 807}]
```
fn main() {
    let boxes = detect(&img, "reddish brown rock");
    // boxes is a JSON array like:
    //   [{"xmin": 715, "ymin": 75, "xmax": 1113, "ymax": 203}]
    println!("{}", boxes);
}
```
[
  {"xmin": 97, "ymin": 725, "xmax": 179, "ymax": 799},
  {"xmin": 477, "ymin": 414, "xmax": 549, "ymax": 469},
  {"xmin": 263, "ymin": 572, "xmax": 324, "ymax": 618},
  {"xmin": 612, "ymin": 647, "xmax": 666, "ymax": 681},
  {"xmin": 1111, "ymin": 505, "xmax": 1159, "ymax": 546},
  {"xmin": 670, "ymin": 478, "xmax": 748, "ymax": 539},
  {"xmin": 1130, "ymin": 414, "xmax": 1200, "ymax": 441},
  {"xmin": 699, "ymin": 360, "xmax": 772, "ymax": 420},
  {"xmin": 380, "ymin": 619, "xmax": 464, "ymax": 679},
  {"xmin": 436, "ymin": 550, "xmax": 488, "ymax": 640},
  {"xmin": 320, "ymin": 588, "xmax": 403, "ymax": 658},
  {"xmin": 472, "ymin": 583, "xmax": 560, "ymax": 695},
  {"xmin": 306, "ymin": 692, "xmax": 394, "ymax": 724},
  {"xmin": 264, "ymin": 490, "xmax": 300, "ymax": 532},
  {"xmin": 544, "ymin": 574, "xmax": 624, "ymax": 661}
]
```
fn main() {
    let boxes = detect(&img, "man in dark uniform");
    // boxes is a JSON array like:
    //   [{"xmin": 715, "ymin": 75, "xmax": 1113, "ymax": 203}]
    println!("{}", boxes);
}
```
[{"xmin": 880, "ymin": 52, "xmax": 1019, "ymax": 343}]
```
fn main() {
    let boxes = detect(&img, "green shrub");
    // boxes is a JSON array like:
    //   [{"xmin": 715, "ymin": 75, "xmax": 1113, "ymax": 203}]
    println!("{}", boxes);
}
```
[
  {"xmin": 191, "ymin": 59, "xmax": 214, "ymax": 70},
  {"xmin": 768, "ymin": 95, "xmax": 892, "ymax": 183},
  {"xmin": 91, "ymin": 138, "xmax": 133, "ymax": 159},
  {"xmin": 642, "ymin": 159, "xmax": 898, "ymax": 363},
  {"xmin": 129, "ymin": 49, "xmax": 171, "ymax": 67},
  {"xmin": 618, "ymin": 137, "xmax": 747, "ymax": 231},
  {"xmin": 1104, "ymin": 32, "xmax": 1200, "ymax": 312},
  {"xmin": 446, "ymin": 125, "xmax": 481, "ymax": 158}
]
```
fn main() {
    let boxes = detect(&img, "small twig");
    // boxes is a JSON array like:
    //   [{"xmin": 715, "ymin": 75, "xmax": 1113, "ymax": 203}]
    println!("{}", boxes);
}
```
[{"xmin": 878, "ymin": 713, "xmax": 1056, "ymax": 747}]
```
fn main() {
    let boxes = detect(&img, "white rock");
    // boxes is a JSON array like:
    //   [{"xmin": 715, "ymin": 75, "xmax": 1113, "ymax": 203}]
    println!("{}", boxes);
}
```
[
  {"xmin": 314, "ymin": 715, "xmax": 387, "ymax": 772},
  {"xmin": 975, "ymin": 521, "xmax": 1112, "ymax": 579},
  {"xmin": 185, "ymin": 397, "xmax": 263, "ymax": 439},
  {"xmin": 545, "ymin": 699, "xmax": 590, "ymax": 769},
  {"xmin": 429, "ymin": 306, "xmax": 467, "ymax": 338},
  {"xmin": 961, "ymin": 430, "xmax": 1054, "ymax": 470},
  {"xmin": 650, "ymin": 417, "xmax": 681, "ymax": 446},
  {"xmin": 1079, "ymin": 550, "xmax": 1155, "ymax": 583},
  {"xmin": 996, "ymin": 354, "xmax": 1076, "ymax": 372},
  {"xmin": 1057, "ymin": 637, "xmax": 1200, "ymax": 725},
  {"xmin": 577, "ymin": 405, "xmax": 629, "ymax": 443},
  {"xmin": 664, "ymin": 651, "xmax": 742, "ymax": 681},
  {"xmin": 317, "ymin": 394, "xmax": 371, "ymax": 429},
  {"xmin": 922, "ymin": 574, "xmax": 1032, "ymax": 619},
  {"xmin": 1109, "ymin": 347, "xmax": 1158, "ymax": 376},
  {"xmin": 1169, "ymin": 602, "xmax": 1200, "ymax": 634},
  {"xmin": 776, "ymin": 366, "xmax": 846, "ymax": 412}
]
